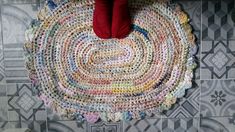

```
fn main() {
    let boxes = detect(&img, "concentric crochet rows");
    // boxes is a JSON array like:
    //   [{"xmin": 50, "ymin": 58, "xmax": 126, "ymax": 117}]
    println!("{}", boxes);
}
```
[{"xmin": 24, "ymin": 0, "xmax": 196, "ymax": 123}]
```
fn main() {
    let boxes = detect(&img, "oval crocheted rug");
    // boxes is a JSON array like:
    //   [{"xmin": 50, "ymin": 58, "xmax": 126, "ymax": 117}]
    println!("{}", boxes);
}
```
[{"xmin": 24, "ymin": 0, "xmax": 197, "ymax": 123}]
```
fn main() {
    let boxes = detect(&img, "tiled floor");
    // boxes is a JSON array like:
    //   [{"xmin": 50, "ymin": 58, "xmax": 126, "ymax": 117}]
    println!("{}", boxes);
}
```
[{"xmin": 0, "ymin": 0, "xmax": 235, "ymax": 132}]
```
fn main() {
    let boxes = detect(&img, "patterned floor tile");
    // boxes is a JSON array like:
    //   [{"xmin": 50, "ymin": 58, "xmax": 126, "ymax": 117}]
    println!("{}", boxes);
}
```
[
  {"xmin": 6, "ymin": 121, "xmax": 47, "ymax": 132},
  {"xmin": 47, "ymin": 121, "xmax": 85, "ymax": 132},
  {"xmin": 0, "ymin": 84, "xmax": 6, "ymax": 96},
  {"xmin": 1, "ymin": 0, "xmax": 41, "ymax": 4},
  {"xmin": 0, "ymin": 21, "xmax": 5, "ymax": 83},
  {"xmin": 87, "ymin": 121, "xmax": 122, "ymax": 132},
  {"xmin": 7, "ymin": 83, "xmax": 46, "ymax": 121},
  {"xmin": 1, "ymin": 4, "xmax": 39, "ymax": 44},
  {"xmin": 0, "ymin": 121, "xmax": 8, "ymax": 132},
  {"xmin": 0, "ymin": 85, "xmax": 8, "ymax": 123},
  {"xmin": 201, "ymin": 40, "xmax": 235, "ymax": 79},
  {"xmin": 0, "ymin": 21, "xmax": 5, "ymax": 84},
  {"xmin": 123, "ymin": 118, "xmax": 161, "ymax": 132},
  {"xmin": 0, "ymin": 51, "xmax": 5, "ymax": 84},
  {"xmin": 0, "ymin": 97, "xmax": 8, "ymax": 122},
  {"xmin": 200, "ymin": 116, "xmax": 235, "ymax": 132},
  {"xmin": 3, "ymin": 43, "xmax": 31, "ymax": 83},
  {"xmin": 162, "ymin": 118, "xmax": 199, "ymax": 132},
  {"xmin": 202, "ymin": 0, "xmax": 235, "ymax": 40},
  {"xmin": 200, "ymin": 80, "xmax": 235, "ymax": 117},
  {"xmin": 0, "ymin": 11, "xmax": 2, "ymax": 48},
  {"xmin": 1, "ymin": 4, "xmax": 40, "ymax": 83}
]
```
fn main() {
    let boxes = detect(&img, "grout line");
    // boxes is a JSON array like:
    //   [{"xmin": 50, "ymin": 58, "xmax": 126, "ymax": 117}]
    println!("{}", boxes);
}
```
[
  {"xmin": 160, "ymin": 116, "xmax": 162, "ymax": 132},
  {"xmin": 46, "ymin": 117, "xmax": 49, "ymax": 132},
  {"xmin": 6, "ymin": 85, "xmax": 10, "ymax": 128},
  {"xmin": 121, "ymin": 120, "xmax": 124, "ymax": 132},
  {"xmin": 200, "ymin": 115, "xmax": 235, "ymax": 118},
  {"xmin": 199, "ymin": 78, "xmax": 235, "ymax": 81},
  {"xmin": 199, "ymin": 0, "xmax": 202, "ymax": 131},
  {"xmin": 0, "ymin": 6, "xmax": 4, "ymax": 58}
]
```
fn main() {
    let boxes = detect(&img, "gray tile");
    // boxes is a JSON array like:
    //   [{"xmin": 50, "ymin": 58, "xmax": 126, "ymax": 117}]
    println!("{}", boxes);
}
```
[
  {"xmin": 1, "ymin": 4, "xmax": 39, "ymax": 44},
  {"xmin": 201, "ymin": 41, "xmax": 235, "ymax": 79},
  {"xmin": 47, "ymin": 121, "xmax": 85, "ymax": 132},
  {"xmin": 0, "ymin": 13, "xmax": 2, "ymax": 48},
  {"xmin": 0, "ymin": 59, "xmax": 5, "ymax": 84},
  {"xmin": 200, "ymin": 116, "xmax": 235, "ymax": 132},
  {"xmin": 123, "ymin": 117, "xmax": 161, "ymax": 132},
  {"xmin": 0, "ymin": 85, "xmax": 8, "ymax": 123},
  {"xmin": 1, "ymin": 0, "xmax": 41, "ymax": 4},
  {"xmin": 0, "ymin": 85, "xmax": 6, "ymax": 96},
  {"xmin": 7, "ymin": 84, "xmax": 46, "ymax": 121},
  {"xmin": 7, "ymin": 121, "xmax": 47, "ymax": 132},
  {"xmin": 0, "ymin": 97, "xmax": 8, "ymax": 122},
  {"xmin": 0, "ymin": 121, "xmax": 8, "ymax": 132},
  {"xmin": 87, "ymin": 121, "xmax": 122, "ymax": 132},
  {"xmin": 1, "ymin": 4, "xmax": 40, "ymax": 83},
  {"xmin": 0, "ymin": 21, "xmax": 5, "ymax": 84},
  {"xmin": 200, "ymin": 80, "xmax": 235, "ymax": 117},
  {"xmin": 202, "ymin": 0, "xmax": 235, "ymax": 40},
  {"xmin": 162, "ymin": 118, "xmax": 199, "ymax": 132}
]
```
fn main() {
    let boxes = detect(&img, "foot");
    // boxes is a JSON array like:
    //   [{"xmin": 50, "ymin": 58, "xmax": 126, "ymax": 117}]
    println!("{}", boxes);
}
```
[
  {"xmin": 111, "ymin": 0, "xmax": 131, "ymax": 39},
  {"xmin": 93, "ymin": 0, "xmax": 112, "ymax": 39}
]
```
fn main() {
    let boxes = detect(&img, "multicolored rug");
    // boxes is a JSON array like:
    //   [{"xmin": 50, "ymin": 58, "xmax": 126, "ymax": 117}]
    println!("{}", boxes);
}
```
[{"xmin": 24, "ymin": 0, "xmax": 197, "ymax": 123}]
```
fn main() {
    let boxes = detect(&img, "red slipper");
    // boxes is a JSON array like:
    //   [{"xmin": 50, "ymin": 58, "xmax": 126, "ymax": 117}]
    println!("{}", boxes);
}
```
[
  {"xmin": 93, "ymin": 0, "xmax": 112, "ymax": 39},
  {"xmin": 111, "ymin": 0, "xmax": 131, "ymax": 39}
]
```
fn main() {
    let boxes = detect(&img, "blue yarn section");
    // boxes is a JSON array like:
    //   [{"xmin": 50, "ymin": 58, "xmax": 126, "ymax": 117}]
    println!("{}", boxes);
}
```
[
  {"xmin": 47, "ymin": 0, "xmax": 58, "ymax": 10},
  {"xmin": 132, "ymin": 24, "xmax": 149, "ymax": 40}
]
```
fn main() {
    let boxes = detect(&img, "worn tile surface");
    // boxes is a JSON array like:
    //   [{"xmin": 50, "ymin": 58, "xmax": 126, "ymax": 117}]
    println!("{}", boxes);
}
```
[
  {"xmin": 202, "ymin": 0, "xmax": 235, "ymax": 40},
  {"xmin": 123, "ymin": 118, "xmax": 161, "ymax": 132},
  {"xmin": 162, "ymin": 118, "xmax": 199, "ymax": 132},
  {"xmin": 87, "ymin": 121, "xmax": 123, "ymax": 132},
  {"xmin": 0, "ymin": 16, "xmax": 5, "ymax": 84},
  {"xmin": 47, "ymin": 121, "xmax": 85, "ymax": 132},
  {"xmin": 200, "ymin": 116, "xmax": 235, "ymax": 132},
  {"xmin": 0, "ymin": 0, "xmax": 235, "ymax": 132},
  {"xmin": 200, "ymin": 80, "xmax": 235, "ymax": 117},
  {"xmin": 0, "ymin": 85, "xmax": 7, "ymax": 123},
  {"xmin": 7, "ymin": 84, "xmax": 46, "ymax": 122},
  {"xmin": 1, "ymin": 3, "xmax": 39, "ymax": 83},
  {"xmin": 201, "ymin": 40, "xmax": 235, "ymax": 79},
  {"xmin": 6, "ymin": 121, "xmax": 47, "ymax": 132}
]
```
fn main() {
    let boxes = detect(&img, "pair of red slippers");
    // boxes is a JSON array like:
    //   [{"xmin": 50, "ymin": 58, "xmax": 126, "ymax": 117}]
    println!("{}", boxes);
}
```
[{"xmin": 93, "ymin": 0, "xmax": 131, "ymax": 39}]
